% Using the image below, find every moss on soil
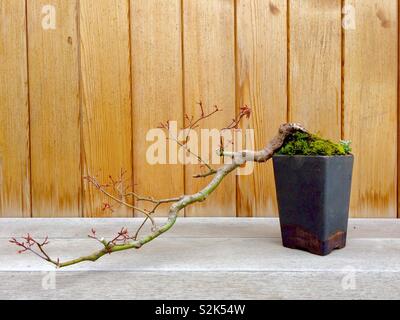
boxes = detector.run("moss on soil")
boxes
[277,132,351,156]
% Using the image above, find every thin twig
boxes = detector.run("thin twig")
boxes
[84,176,157,229]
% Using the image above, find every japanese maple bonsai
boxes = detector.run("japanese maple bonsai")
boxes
[10,103,352,267]
[273,132,353,255]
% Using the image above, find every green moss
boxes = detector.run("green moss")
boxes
[277,132,352,156]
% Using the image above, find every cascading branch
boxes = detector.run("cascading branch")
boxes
[10,102,307,268]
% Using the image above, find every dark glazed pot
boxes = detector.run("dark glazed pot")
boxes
[272,155,354,256]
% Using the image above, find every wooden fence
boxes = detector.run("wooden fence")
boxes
[0,0,398,218]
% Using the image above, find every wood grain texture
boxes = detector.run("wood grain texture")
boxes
[130,0,184,216]
[343,0,398,217]
[183,0,236,216]
[2,219,400,272]
[80,0,133,217]
[1,218,399,240]
[289,0,342,140]
[2,219,399,299]
[1,1,399,218]
[1,271,399,300]
[0,0,30,217]
[28,0,80,217]
[236,0,287,217]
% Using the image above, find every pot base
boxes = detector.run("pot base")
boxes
[281,225,346,256]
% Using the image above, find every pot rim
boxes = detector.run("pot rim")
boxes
[273,154,354,158]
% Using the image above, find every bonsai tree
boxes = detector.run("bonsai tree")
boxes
[10,103,348,267]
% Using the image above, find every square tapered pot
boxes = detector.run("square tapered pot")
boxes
[272,155,354,256]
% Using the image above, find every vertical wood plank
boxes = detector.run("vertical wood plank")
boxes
[130,0,184,216]
[344,0,398,217]
[28,0,80,217]
[236,0,287,217]
[0,0,30,217]
[289,0,342,141]
[183,0,236,216]
[80,0,133,217]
